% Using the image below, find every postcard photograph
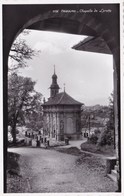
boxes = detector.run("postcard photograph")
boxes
[1,1,122,194]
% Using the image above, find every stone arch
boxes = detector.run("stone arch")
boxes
[10,11,119,83]
[4,5,120,191]
[15,11,115,55]
[13,11,119,156]
[7,6,119,157]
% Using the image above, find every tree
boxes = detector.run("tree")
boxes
[8,30,42,144]
[97,93,114,146]
[24,92,43,131]
[106,92,114,145]
[8,30,40,72]
[8,73,42,144]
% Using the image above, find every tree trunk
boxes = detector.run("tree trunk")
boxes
[11,95,25,145]
[12,122,16,145]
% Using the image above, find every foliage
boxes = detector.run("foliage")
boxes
[25,95,43,132]
[94,129,101,135]
[88,129,101,144]
[88,133,98,144]
[81,105,110,128]
[8,30,42,145]
[97,93,114,146]
[81,141,115,156]
[8,30,40,72]
[7,152,20,171]
[8,73,42,144]
[97,128,114,146]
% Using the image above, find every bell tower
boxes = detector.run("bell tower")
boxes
[50,65,60,97]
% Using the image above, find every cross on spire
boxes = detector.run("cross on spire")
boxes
[54,65,56,74]
[64,83,66,92]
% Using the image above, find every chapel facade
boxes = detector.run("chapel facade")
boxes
[42,68,83,141]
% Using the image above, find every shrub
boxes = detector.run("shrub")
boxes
[88,129,101,144]
[94,129,101,135]
[97,128,114,146]
[89,133,98,144]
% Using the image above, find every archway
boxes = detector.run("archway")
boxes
[3,4,120,192]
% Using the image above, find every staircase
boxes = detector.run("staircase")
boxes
[107,164,118,183]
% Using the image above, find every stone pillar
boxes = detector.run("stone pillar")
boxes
[55,112,57,140]
[50,112,52,138]
[113,59,118,157]
[48,112,50,136]
[43,112,46,135]
[51,112,53,137]
[113,58,120,191]
[57,113,61,140]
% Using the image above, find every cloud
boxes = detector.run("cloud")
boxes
[19,30,113,106]
[33,41,64,55]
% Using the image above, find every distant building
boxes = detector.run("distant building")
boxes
[42,68,83,141]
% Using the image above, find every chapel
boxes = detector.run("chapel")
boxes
[42,67,83,141]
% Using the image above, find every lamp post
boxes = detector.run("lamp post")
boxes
[88,115,91,136]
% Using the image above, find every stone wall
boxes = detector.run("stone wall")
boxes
[43,105,82,141]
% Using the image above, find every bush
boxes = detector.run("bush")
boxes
[88,129,101,144]
[94,129,101,135]
[97,128,114,146]
[89,134,98,144]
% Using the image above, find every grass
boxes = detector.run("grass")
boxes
[56,147,83,156]
[76,152,106,170]
[56,146,106,174]
[7,152,20,171]
[81,141,115,156]
[7,152,21,193]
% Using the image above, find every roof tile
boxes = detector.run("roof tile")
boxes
[43,92,82,106]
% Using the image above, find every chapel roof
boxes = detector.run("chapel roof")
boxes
[43,92,83,106]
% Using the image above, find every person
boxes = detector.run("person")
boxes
[46,137,50,147]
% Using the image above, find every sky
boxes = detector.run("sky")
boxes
[9,30,113,106]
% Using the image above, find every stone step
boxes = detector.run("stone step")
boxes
[111,169,117,178]
[107,173,117,183]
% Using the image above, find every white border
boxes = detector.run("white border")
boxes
[0,0,3,194]
[120,0,124,194]
[0,0,123,4]
[0,0,123,195]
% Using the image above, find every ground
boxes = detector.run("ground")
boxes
[81,141,115,156]
[7,147,117,193]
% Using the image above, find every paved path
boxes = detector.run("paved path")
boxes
[8,147,117,193]
[59,139,87,149]
[62,139,116,160]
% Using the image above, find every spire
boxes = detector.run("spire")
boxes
[52,65,57,79]
[50,65,60,97]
